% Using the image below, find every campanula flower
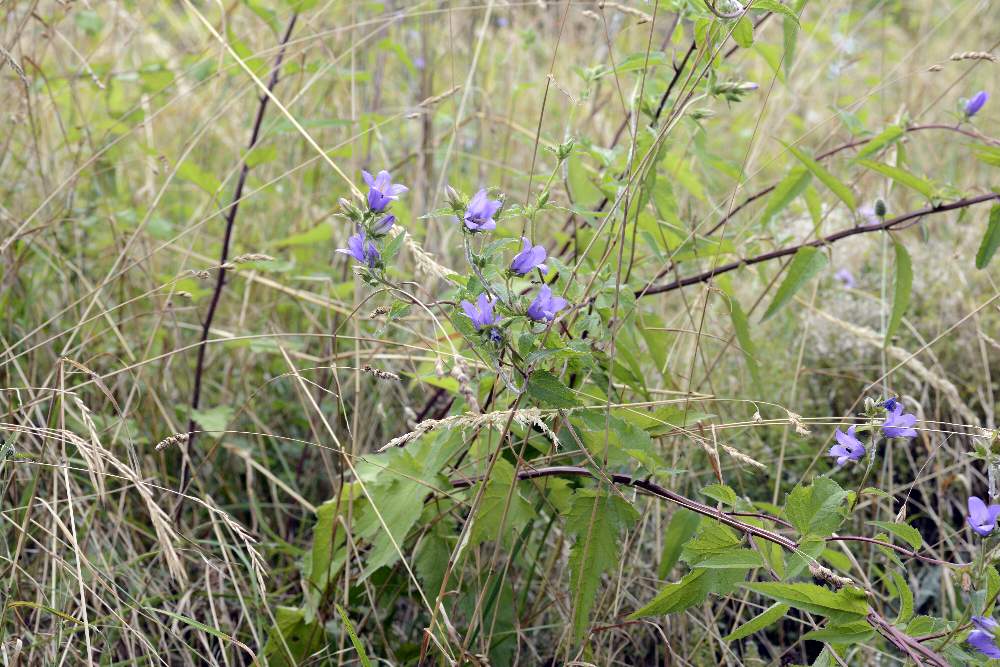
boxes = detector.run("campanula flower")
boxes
[526,284,568,323]
[881,400,917,439]
[372,214,395,236]
[461,293,502,341]
[828,426,865,466]
[510,237,549,275]
[834,269,856,288]
[463,189,502,232]
[363,169,408,212]
[968,616,1000,659]
[965,91,989,118]
[883,397,898,412]
[967,497,1000,537]
[336,226,379,268]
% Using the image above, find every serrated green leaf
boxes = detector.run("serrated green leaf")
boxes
[869,520,922,550]
[762,246,829,321]
[659,510,701,578]
[628,569,712,618]
[723,602,790,641]
[525,370,579,408]
[885,240,912,345]
[697,549,764,569]
[760,167,812,226]
[785,477,847,538]
[802,620,875,644]
[857,159,935,200]
[785,144,856,210]
[976,205,1000,270]
[565,490,639,639]
[469,459,535,548]
[743,582,869,623]
[682,523,743,564]
[701,483,739,506]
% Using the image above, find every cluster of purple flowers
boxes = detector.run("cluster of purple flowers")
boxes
[969,615,1000,659]
[827,397,918,466]
[336,169,408,268]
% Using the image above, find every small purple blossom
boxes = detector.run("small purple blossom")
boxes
[526,284,568,323]
[336,226,380,268]
[828,426,866,466]
[461,293,502,337]
[362,169,408,213]
[965,91,989,118]
[510,237,549,275]
[372,214,395,236]
[969,616,1000,659]
[882,397,898,411]
[967,497,1000,537]
[463,189,502,232]
[881,400,917,439]
[859,204,880,226]
[834,268,856,289]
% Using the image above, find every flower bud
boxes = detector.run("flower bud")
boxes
[874,199,886,217]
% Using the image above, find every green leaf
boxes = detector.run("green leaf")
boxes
[729,297,762,390]
[855,125,905,160]
[887,570,914,623]
[151,608,250,651]
[759,167,812,226]
[190,405,234,439]
[701,484,739,506]
[743,582,869,623]
[264,606,325,667]
[469,459,536,547]
[857,159,935,200]
[751,0,801,23]
[762,247,829,321]
[659,510,701,578]
[733,16,754,48]
[525,370,579,408]
[785,144,856,210]
[177,160,222,194]
[975,205,1000,270]
[628,569,712,618]
[723,602,790,641]
[273,223,334,248]
[884,240,912,345]
[565,490,639,639]
[335,604,372,667]
[697,549,764,569]
[785,477,847,538]
[869,520,922,550]
[802,620,875,644]
[681,523,743,564]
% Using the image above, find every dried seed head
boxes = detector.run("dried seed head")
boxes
[155,433,190,451]
[950,51,997,62]
[362,365,400,381]
[231,253,275,264]
[369,306,389,318]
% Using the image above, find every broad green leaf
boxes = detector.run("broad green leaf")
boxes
[681,523,743,564]
[335,605,372,667]
[567,154,603,208]
[190,406,233,439]
[802,620,875,644]
[733,16,754,48]
[855,125,905,160]
[565,490,639,639]
[525,370,579,408]
[701,483,739,506]
[264,606,325,667]
[857,159,935,200]
[976,205,1000,269]
[752,0,802,23]
[784,536,825,579]
[785,477,847,538]
[274,223,334,248]
[887,570,914,623]
[869,520,922,550]
[785,144,856,210]
[697,549,764,569]
[723,602,790,641]
[760,167,812,226]
[177,160,222,194]
[762,247,829,321]
[884,240,912,345]
[743,582,869,623]
[659,510,701,578]
[469,459,536,547]
[628,569,712,618]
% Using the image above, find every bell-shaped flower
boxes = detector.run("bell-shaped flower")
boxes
[363,169,407,212]
[510,237,549,275]
[881,400,917,439]
[526,284,568,323]
[967,496,1000,537]
[969,616,1000,659]
[461,293,502,331]
[828,426,865,466]
[965,91,989,118]
[463,189,502,232]
[336,226,379,268]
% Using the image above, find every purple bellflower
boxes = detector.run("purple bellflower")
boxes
[881,400,917,439]
[965,91,989,118]
[337,226,380,268]
[828,426,866,466]
[834,268,856,289]
[461,293,502,341]
[363,170,408,212]
[372,214,395,236]
[883,397,898,412]
[463,189,502,232]
[968,497,1000,537]
[510,237,549,275]
[969,616,1000,659]
[526,285,568,323]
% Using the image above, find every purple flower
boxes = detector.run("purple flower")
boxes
[881,400,917,439]
[526,284,568,323]
[969,616,1000,659]
[967,497,1000,537]
[828,426,866,466]
[463,189,502,232]
[859,204,880,226]
[336,226,379,268]
[882,397,898,412]
[965,91,989,118]
[834,268,856,289]
[510,237,549,275]
[372,214,395,236]
[462,292,503,340]
[362,169,407,213]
